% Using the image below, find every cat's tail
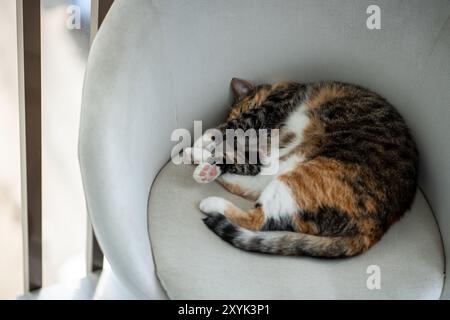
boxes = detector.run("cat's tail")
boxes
[202,213,372,258]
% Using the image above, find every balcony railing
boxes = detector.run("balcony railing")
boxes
[16,0,114,293]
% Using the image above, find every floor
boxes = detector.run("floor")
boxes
[18,272,100,300]
[18,262,142,300]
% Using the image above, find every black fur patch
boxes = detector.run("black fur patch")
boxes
[261,216,296,232]
[299,207,358,236]
[202,214,239,244]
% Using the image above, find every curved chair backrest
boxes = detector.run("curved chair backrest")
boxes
[79,0,450,298]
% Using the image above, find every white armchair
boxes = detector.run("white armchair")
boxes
[79,0,450,299]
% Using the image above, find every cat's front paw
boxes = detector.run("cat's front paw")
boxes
[193,161,221,183]
[193,132,215,149]
[183,147,212,164]
[199,197,230,215]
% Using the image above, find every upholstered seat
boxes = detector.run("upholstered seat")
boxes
[148,162,444,299]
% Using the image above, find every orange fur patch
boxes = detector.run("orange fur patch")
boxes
[306,84,349,109]
[278,157,379,216]
[224,205,265,230]
[253,87,271,106]
[227,96,255,120]
[346,235,375,256]
[227,83,290,120]
[292,216,319,235]
[272,81,296,90]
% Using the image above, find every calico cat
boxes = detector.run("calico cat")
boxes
[184,78,418,258]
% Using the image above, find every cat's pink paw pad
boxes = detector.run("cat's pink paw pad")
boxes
[193,162,221,184]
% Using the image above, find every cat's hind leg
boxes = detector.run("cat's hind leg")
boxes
[199,178,300,231]
[199,197,265,230]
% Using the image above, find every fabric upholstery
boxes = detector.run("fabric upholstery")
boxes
[148,162,444,299]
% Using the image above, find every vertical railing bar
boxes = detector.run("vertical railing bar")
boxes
[98,0,115,26]
[91,233,104,272]
[89,0,99,44]
[86,0,114,274]
[17,0,42,292]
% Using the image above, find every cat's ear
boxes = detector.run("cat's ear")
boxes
[231,78,255,101]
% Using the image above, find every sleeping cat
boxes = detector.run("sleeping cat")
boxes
[183,78,418,258]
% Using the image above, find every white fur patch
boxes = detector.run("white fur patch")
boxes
[279,103,310,158]
[259,153,304,178]
[256,103,309,176]
[257,179,298,220]
[183,147,212,164]
[278,154,305,175]
[199,197,230,215]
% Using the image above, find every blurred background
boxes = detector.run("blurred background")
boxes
[0,0,91,298]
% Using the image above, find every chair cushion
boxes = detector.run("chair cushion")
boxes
[148,162,444,299]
